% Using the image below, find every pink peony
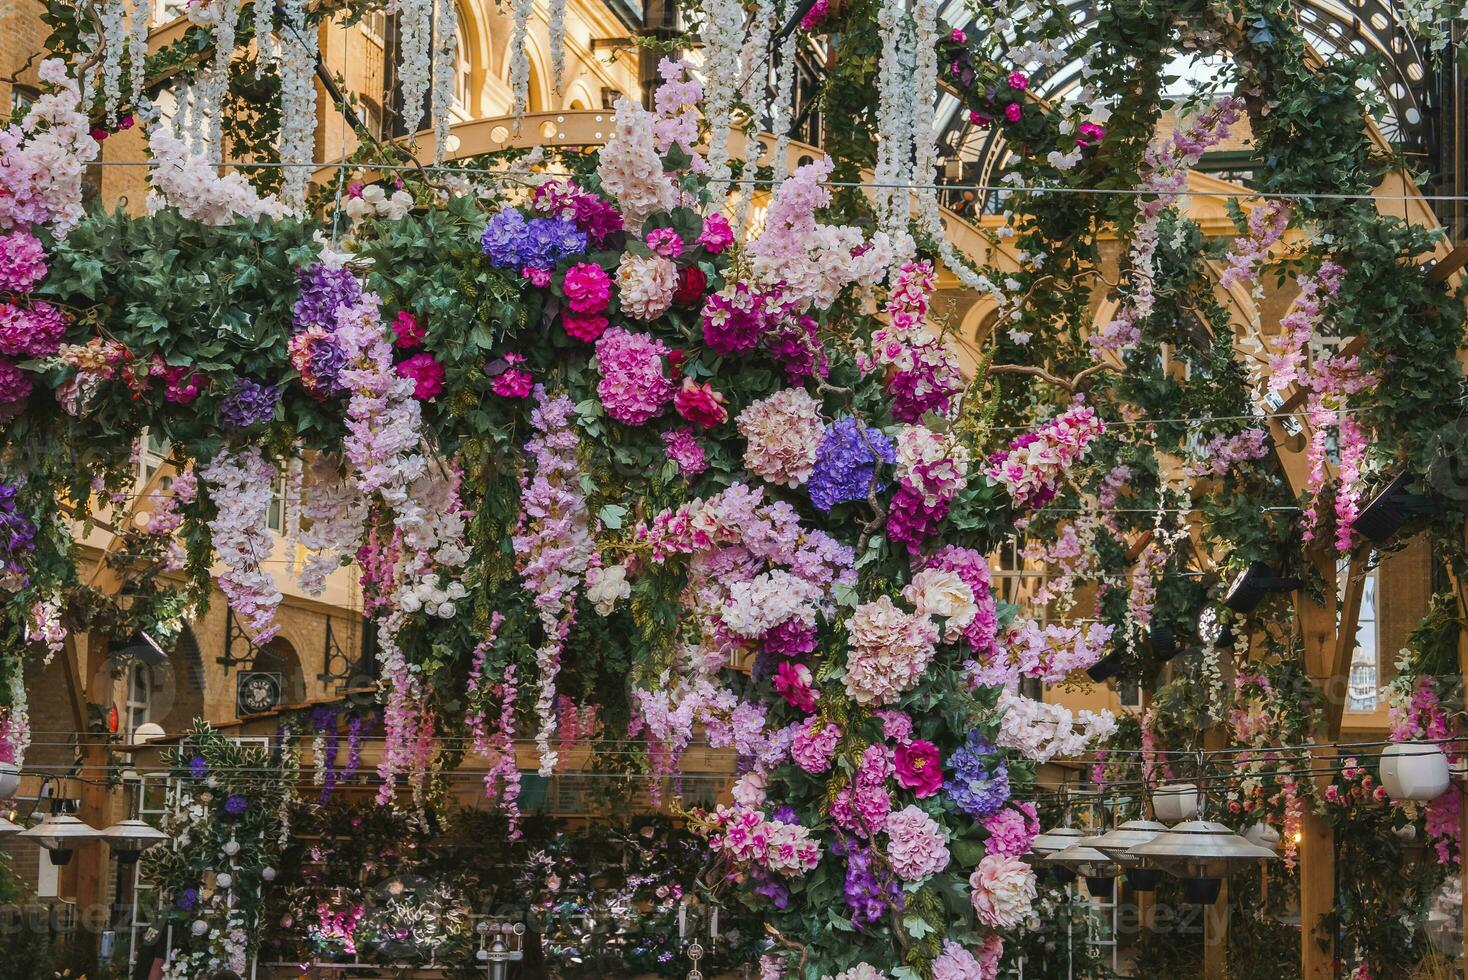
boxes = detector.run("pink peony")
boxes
[616,253,677,320]
[562,262,612,314]
[1007,71,1028,90]
[660,427,708,476]
[969,854,1036,928]
[673,377,728,428]
[884,804,951,881]
[563,312,609,342]
[0,229,47,292]
[949,28,967,43]
[595,327,674,424]
[933,939,997,980]
[1004,103,1023,123]
[894,739,942,797]
[844,596,938,705]
[392,310,425,348]
[488,353,533,398]
[645,227,684,258]
[773,661,817,713]
[790,717,841,773]
[395,352,445,400]
[698,213,734,254]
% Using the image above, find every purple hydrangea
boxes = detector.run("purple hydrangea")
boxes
[945,731,1010,818]
[188,754,207,780]
[0,481,36,583]
[223,794,248,816]
[176,886,199,911]
[305,333,349,394]
[521,216,588,268]
[220,378,279,430]
[754,873,791,910]
[807,417,896,512]
[293,263,362,332]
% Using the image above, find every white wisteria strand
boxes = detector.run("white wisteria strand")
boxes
[700,0,745,193]
[550,0,567,97]
[254,0,277,79]
[101,0,127,124]
[733,0,775,238]
[128,0,150,109]
[430,0,457,163]
[279,0,318,207]
[509,0,533,129]
[873,0,916,265]
[202,0,242,159]
[769,1,798,187]
[398,0,434,138]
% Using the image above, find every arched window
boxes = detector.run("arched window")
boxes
[454,6,472,111]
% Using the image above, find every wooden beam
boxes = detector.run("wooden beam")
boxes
[1426,242,1468,286]
[1297,549,1340,979]
[1326,549,1370,739]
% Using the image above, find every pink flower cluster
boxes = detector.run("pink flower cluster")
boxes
[0,229,46,292]
[844,595,939,705]
[595,327,675,424]
[1187,428,1270,477]
[933,938,1001,980]
[706,805,821,877]
[883,804,951,881]
[790,717,842,773]
[1220,200,1290,290]
[660,426,708,476]
[887,425,970,552]
[831,743,894,836]
[981,802,1040,857]
[736,387,825,488]
[986,400,1104,510]
[200,446,284,643]
[993,619,1113,685]
[869,261,963,422]
[0,300,65,358]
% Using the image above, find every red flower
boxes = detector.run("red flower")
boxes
[673,377,727,428]
[894,739,943,798]
[673,266,708,307]
[666,348,686,371]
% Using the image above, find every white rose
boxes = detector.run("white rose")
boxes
[586,563,631,617]
[399,593,422,613]
[216,873,233,889]
[222,840,240,857]
[191,920,209,937]
[903,569,977,638]
[437,602,456,619]
[383,191,414,220]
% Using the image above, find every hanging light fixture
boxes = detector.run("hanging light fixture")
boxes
[1028,824,1086,884]
[1090,818,1169,891]
[1126,819,1276,905]
[1353,471,1441,543]
[19,812,103,866]
[101,819,168,864]
[1044,836,1131,899]
[1222,562,1301,613]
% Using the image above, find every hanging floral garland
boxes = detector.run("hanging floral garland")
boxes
[508,0,533,127]
[398,0,433,137]
[278,0,317,207]
[699,0,745,193]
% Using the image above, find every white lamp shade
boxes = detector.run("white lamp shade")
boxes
[19,813,103,851]
[102,819,168,853]
[0,762,20,801]
[131,723,166,745]
[1154,783,1200,824]
[1380,742,1451,802]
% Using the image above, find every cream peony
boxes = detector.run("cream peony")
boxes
[903,568,977,640]
[969,853,1036,929]
[616,253,678,320]
[844,595,939,705]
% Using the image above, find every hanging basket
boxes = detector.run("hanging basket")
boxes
[1153,782,1199,824]
[1124,867,1163,891]
[1181,876,1222,905]
[1379,742,1450,802]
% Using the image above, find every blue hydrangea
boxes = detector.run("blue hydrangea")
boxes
[481,207,529,268]
[807,417,895,511]
[945,730,1010,818]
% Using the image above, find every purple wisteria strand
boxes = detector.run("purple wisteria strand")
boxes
[515,387,594,775]
[1092,97,1244,355]
[201,446,283,643]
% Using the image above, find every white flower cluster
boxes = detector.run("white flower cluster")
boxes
[733,0,775,237]
[296,455,369,595]
[508,0,533,126]
[344,184,415,225]
[200,0,241,157]
[721,570,823,638]
[598,96,677,230]
[873,0,917,266]
[279,0,318,207]
[147,130,290,224]
[398,0,434,136]
[550,0,567,97]
[699,0,745,191]
[100,0,127,124]
[128,0,150,106]
[768,0,798,187]
[201,446,285,644]
[996,689,1117,763]
[430,0,457,163]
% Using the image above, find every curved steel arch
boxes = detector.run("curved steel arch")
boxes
[930,0,1436,212]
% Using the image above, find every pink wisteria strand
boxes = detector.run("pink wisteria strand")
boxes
[515,386,595,775]
[200,445,283,643]
[466,613,522,839]
[1093,97,1244,355]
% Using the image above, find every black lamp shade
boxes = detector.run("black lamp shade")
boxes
[1149,624,1177,663]
[1124,867,1163,891]
[1353,472,1441,543]
[1222,562,1302,613]
[1182,876,1223,905]
[1085,875,1115,899]
[1086,651,1123,683]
